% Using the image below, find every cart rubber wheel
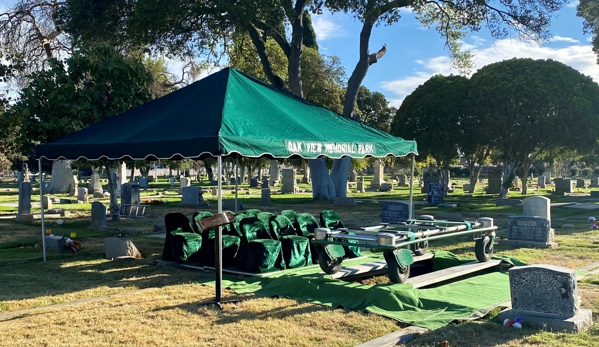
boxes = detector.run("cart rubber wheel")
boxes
[475,236,493,262]
[386,252,411,284]
[411,240,428,256]
[318,249,343,274]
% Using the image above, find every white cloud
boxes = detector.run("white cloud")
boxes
[566,1,579,8]
[550,36,579,43]
[382,39,599,108]
[313,16,345,41]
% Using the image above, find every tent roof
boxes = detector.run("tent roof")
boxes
[36,68,417,161]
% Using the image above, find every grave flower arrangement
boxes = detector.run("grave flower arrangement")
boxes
[141,199,165,205]
[588,216,599,230]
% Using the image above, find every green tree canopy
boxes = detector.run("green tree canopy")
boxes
[355,86,395,132]
[467,58,599,197]
[578,0,599,64]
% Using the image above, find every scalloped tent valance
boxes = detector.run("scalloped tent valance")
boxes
[36,68,417,161]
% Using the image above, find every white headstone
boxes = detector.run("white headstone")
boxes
[179,176,190,194]
[523,196,551,223]
[91,168,104,198]
[77,187,89,202]
[370,160,385,189]
[281,169,298,194]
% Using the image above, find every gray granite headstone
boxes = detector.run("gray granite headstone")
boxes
[169,176,175,187]
[16,182,33,222]
[380,201,414,223]
[576,179,586,189]
[591,191,599,199]
[262,177,270,188]
[281,169,298,194]
[487,170,503,194]
[523,196,551,223]
[249,178,259,188]
[138,177,149,188]
[69,175,79,196]
[333,197,357,207]
[537,175,546,188]
[357,179,365,193]
[261,188,273,206]
[121,183,140,205]
[397,174,408,187]
[179,177,190,194]
[103,237,141,260]
[506,215,557,248]
[370,160,385,189]
[554,178,574,193]
[590,176,599,188]
[498,264,592,332]
[89,201,107,230]
[91,168,104,198]
[543,172,552,184]
[42,195,52,210]
[77,187,88,202]
[223,199,244,210]
[463,183,471,192]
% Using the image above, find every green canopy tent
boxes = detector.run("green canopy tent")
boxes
[35,67,418,307]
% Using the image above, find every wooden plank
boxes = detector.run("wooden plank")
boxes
[332,253,435,279]
[406,259,503,289]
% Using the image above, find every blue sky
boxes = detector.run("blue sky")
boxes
[1,0,597,109]
[310,1,599,107]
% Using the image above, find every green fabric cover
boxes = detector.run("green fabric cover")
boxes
[239,218,285,273]
[163,213,198,262]
[257,212,276,238]
[198,251,526,330]
[37,68,418,161]
[280,210,298,225]
[171,228,203,262]
[194,211,241,267]
[319,210,360,258]
[295,213,321,264]
[245,209,262,217]
[271,215,312,269]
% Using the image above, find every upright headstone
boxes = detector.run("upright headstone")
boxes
[463,183,471,192]
[42,195,52,210]
[121,183,140,205]
[380,201,414,223]
[421,169,440,194]
[179,176,190,194]
[487,170,503,194]
[115,162,127,198]
[357,176,365,193]
[103,237,142,260]
[370,160,385,189]
[269,160,280,185]
[169,176,175,187]
[498,265,592,333]
[576,179,586,189]
[543,172,552,184]
[91,168,104,198]
[505,215,557,248]
[77,187,89,202]
[262,177,270,188]
[281,169,298,194]
[554,178,574,193]
[261,188,273,206]
[211,187,218,195]
[537,175,546,189]
[427,183,443,205]
[397,174,408,187]
[349,169,358,182]
[89,201,107,230]
[69,175,79,196]
[249,178,259,188]
[590,176,599,188]
[180,186,209,208]
[523,196,551,223]
[514,176,520,188]
[138,177,149,188]
[16,182,33,222]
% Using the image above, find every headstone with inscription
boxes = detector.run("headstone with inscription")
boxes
[590,176,599,188]
[121,183,140,206]
[397,174,408,187]
[380,201,414,223]
[427,183,443,205]
[523,196,551,223]
[421,169,440,194]
[357,176,365,193]
[504,215,557,248]
[498,265,592,333]
[180,186,209,208]
[178,176,190,194]
[261,188,273,206]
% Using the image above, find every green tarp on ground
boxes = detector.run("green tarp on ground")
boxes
[197,251,526,330]
[36,68,417,161]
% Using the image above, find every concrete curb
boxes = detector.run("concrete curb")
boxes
[354,327,428,347]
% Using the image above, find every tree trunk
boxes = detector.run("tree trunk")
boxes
[441,166,450,196]
[330,157,351,198]
[130,164,135,182]
[204,162,214,182]
[470,164,485,194]
[239,161,246,184]
[498,163,519,199]
[309,159,335,200]
[106,166,120,221]
[521,161,534,195]
[46,160,75,193]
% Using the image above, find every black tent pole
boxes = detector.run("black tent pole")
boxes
[216,155,223,309]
